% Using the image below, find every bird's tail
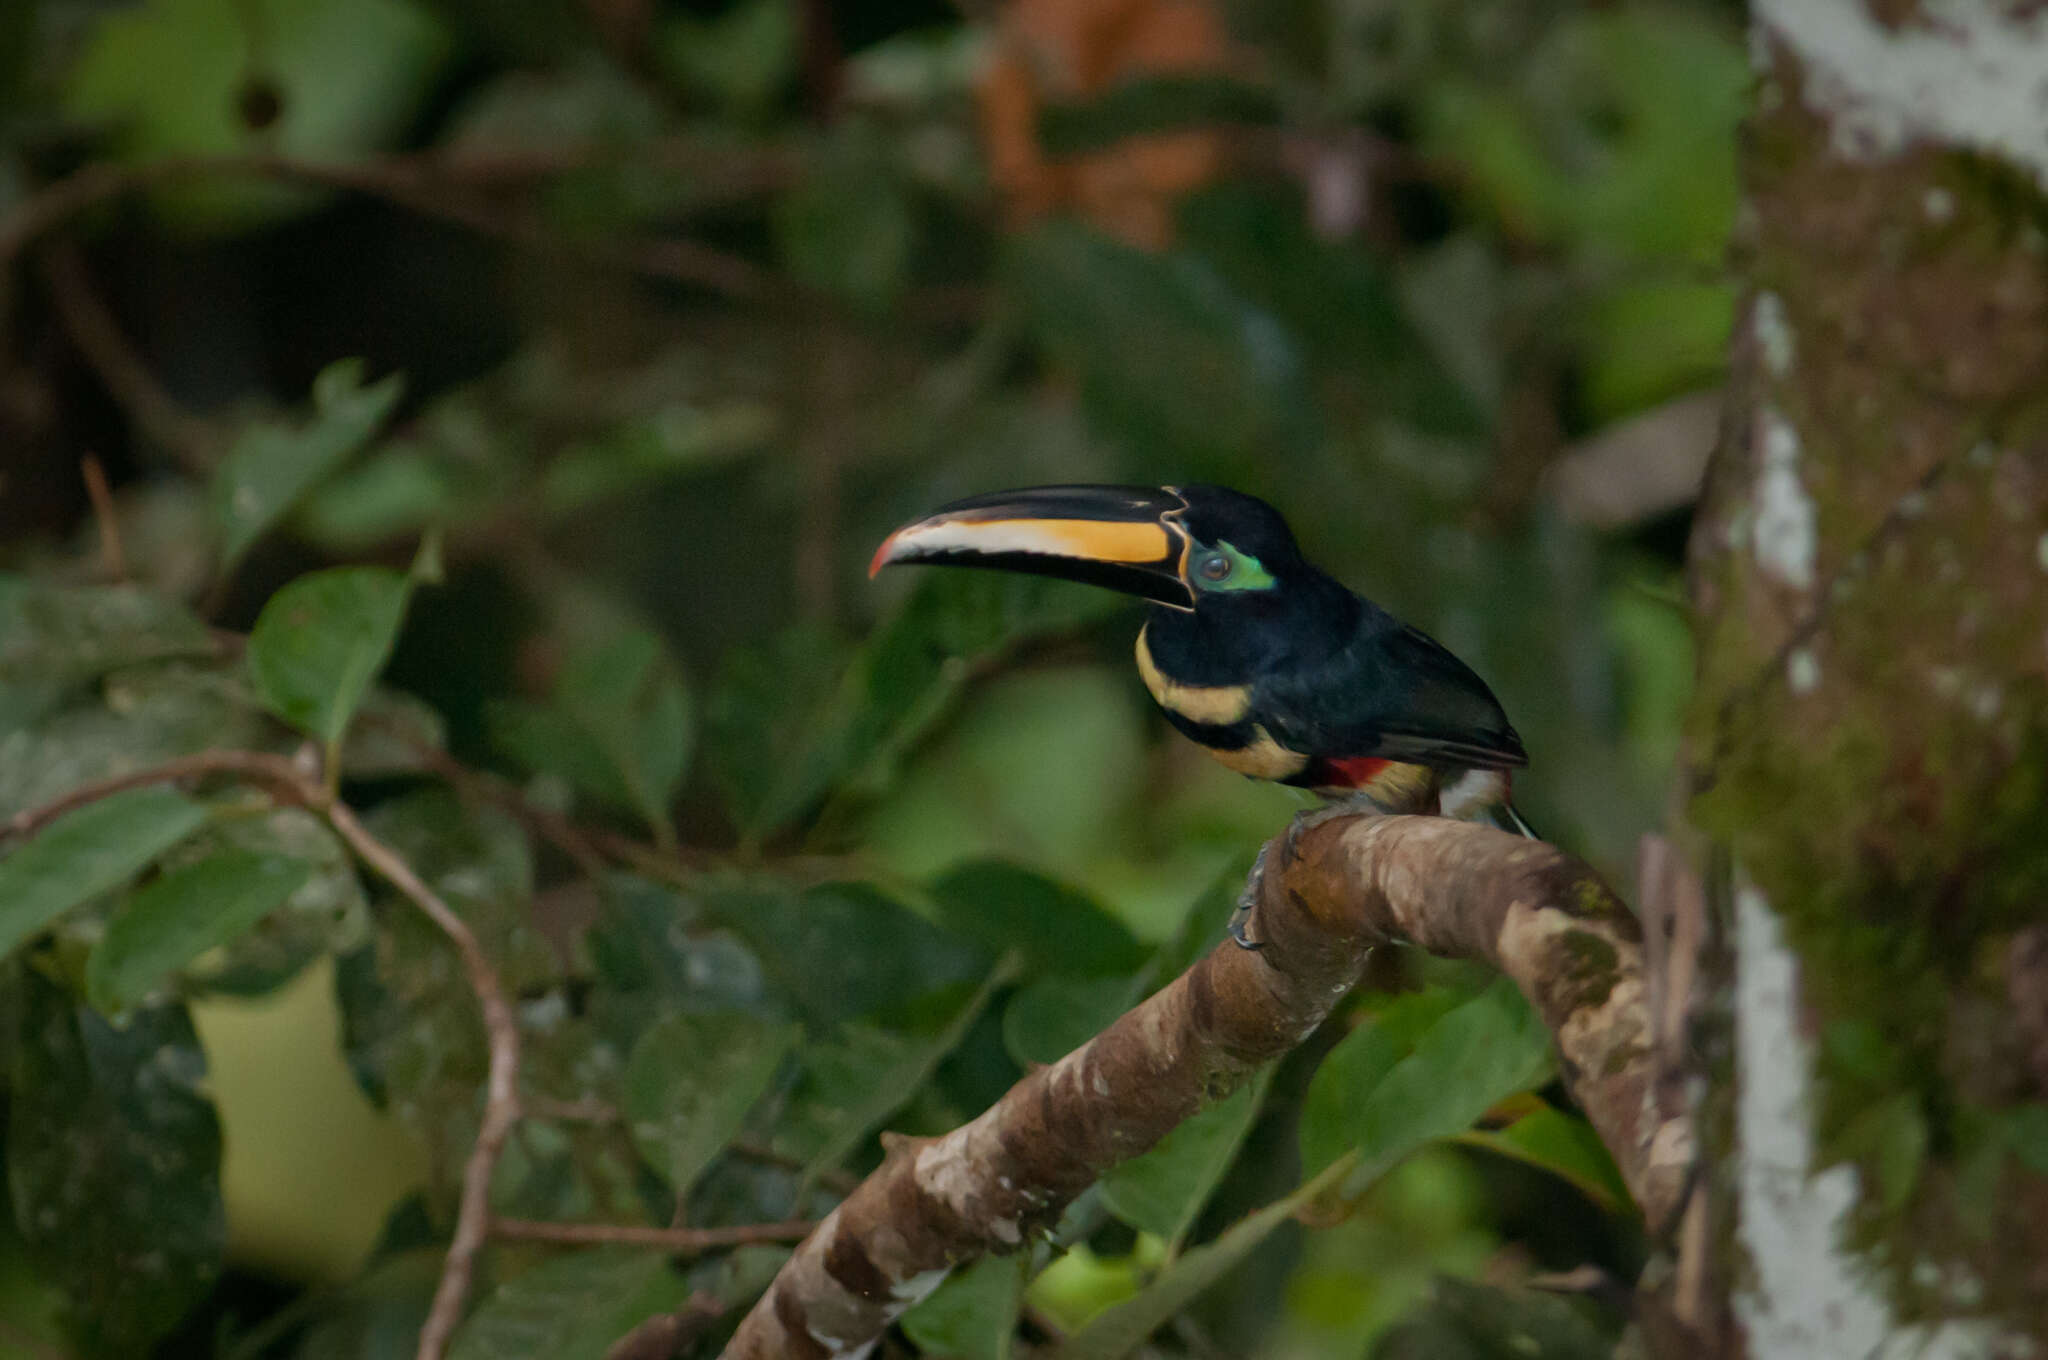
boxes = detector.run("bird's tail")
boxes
[1483,800,1540,840]
[1438,768,1541,840]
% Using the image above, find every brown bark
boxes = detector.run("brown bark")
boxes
[1681,3,2048,1352]
[721,814,1687,1359]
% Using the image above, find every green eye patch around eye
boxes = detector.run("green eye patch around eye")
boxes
[1205,540,1277,592]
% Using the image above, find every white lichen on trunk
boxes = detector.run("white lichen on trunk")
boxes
[1751,411,1816,590]
[1754,0,2048,187]
[1734,881,2004,1360]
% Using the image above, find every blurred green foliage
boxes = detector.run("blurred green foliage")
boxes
[0,0,1733,1354]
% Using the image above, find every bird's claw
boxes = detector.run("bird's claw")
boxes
[1228,844,1269,951]
[1231,801,1387,952]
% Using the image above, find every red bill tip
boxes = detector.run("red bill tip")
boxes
[868,531,901,579]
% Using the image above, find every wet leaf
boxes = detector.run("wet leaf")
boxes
[87,849,312,1012]
[447,1247,691,1360]
[700,880,989,1030]
[335,791,549,1185]
[929,862,1147,979]
[213,360,406,569]
[777,964,1015,1185]
[1100,1068,1271,1243]
[0,786,208,962]
[487,629,691,843]
[900,1253,1027,1360]
[8,973,222,1358]
[584,874,777,1043]
[246,566,415,752]
[702,622,850,842]
[0,662,273,824]
[0,577,213,733]
[623,1011,799,1196]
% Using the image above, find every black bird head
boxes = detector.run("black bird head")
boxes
[870,483,1311,613]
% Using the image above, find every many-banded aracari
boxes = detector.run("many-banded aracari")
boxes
[870,484,1537,943]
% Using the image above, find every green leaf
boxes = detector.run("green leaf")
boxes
[2004,1104,2048,1177]
[165,807,369,996]
[1580,279,1735,419]
[1046,1154,1355,1360]
[1370,1277,1617,1360]
[1454,1104,1631,1214]
[1301,980,1553,1191]
[900,1253,1027,1360]
[0,577,214,733]
[928,862,1148,979]
[584,876,777,1046]
[703,622,850,841]
[336,791,552,1182]
[246,565,415,752]
[8,973,223,1359]
[487,629,691,843]
[777,962,1017,1187]
[285,1247,439,1360]
[773,160,915,313]
[1002,973,1135,1069]
[87,850,312,1011]
[701,880,989,1030]
[623,1011,799,1197]
[1419,11,1743,264]
[448,1247,691,1360]
[1002,221,1317,473]
[214,360,406,568]
[1176,185,1487,437]
[1100,1067,1271,1244]
[0,662,273,824]
[727,572,1117,836]
[654,0,798,117]
[63,0,452,231]
[0,786,209,961]
[538,403,775,515]
[1296,988,1465,1177]
[1831,1091,1929,1215]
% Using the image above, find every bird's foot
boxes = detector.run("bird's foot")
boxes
[1228,844,1269,950]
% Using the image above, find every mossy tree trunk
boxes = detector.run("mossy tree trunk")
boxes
[1684,2,2048,1355]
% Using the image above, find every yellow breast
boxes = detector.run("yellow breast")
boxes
[1134,626,1308,780]
[1207,726,1311,779]
[1134,625,1253,726]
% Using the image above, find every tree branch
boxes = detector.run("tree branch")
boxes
[491,1218,814,1252]
[0,147,787,295]
[40,240,225,473]
[720,814,1690,1359]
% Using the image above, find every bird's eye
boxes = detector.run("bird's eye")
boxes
[1197,552,1233,582]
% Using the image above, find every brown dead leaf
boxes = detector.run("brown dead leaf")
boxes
[977,0,1235,249]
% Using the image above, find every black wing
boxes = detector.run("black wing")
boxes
[1255,622,1527,770]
